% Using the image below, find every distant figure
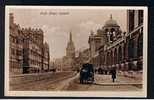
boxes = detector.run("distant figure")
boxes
[111,68,116,82]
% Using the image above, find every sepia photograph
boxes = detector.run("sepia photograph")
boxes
[5,6,147,97]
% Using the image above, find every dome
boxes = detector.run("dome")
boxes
[104,14,119,27]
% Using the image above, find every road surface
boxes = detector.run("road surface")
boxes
[10,72,142,91]
[10,71,77,91]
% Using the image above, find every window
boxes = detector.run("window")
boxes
[105,29,108,32]
[12,37,15,43]
[16,38,19,44]
[11,48,15,55]
[138,10,143,25]
[129,10,135,32]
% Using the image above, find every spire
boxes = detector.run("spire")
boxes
[70,31,72,42]
[110,14,112,20]
[66,31,75,58]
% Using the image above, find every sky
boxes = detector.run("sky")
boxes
[9,8,127,60]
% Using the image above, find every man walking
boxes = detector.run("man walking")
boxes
[111,68,116,82]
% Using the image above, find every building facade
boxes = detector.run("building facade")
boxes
[42,42,50,71]
[22,27,44,73]
[66,32,75,59]
[74,48,90,71]
[88,10,143,73]
[9,13,50,75]
[9,13,23,75]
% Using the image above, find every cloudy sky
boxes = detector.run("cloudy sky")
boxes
[9,7,127,60]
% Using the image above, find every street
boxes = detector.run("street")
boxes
[10,71,77,91]
[10,72,142,91]
[64,74,142,91]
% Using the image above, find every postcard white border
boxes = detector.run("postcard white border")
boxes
[5,6,148,97]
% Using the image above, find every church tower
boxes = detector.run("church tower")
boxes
[102,14,122,43]
[66,32,75,58]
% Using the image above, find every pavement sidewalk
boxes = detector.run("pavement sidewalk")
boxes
[94,74,142,85]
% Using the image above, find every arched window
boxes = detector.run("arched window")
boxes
[103,55,105,65]
[107,52,110,66]
[118,46,122,64]
[114,48,117,64]
[111,28,115,32]
[123,43,127,60]
[105,28,109,32]
[110,51,113,65]
[137,34,143,57]
[128,39,134,59]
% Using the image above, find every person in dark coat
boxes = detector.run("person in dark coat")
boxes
[111,68,116,82]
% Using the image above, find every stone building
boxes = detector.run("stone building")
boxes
[62,32,76,71]
[88,10,143,72]
[9,13,50,74]
[54,58,63,71]
[42,42,50,71]
[78,48,90,64]
[74,48,90,71]
[66,32,75,59]
[88,30,102,60]
[9,13,23,75]
[22,28,44,73]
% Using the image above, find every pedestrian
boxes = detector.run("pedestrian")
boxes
[111,68,116,82]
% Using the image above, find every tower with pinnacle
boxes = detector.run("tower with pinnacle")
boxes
[66,32,75,59]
